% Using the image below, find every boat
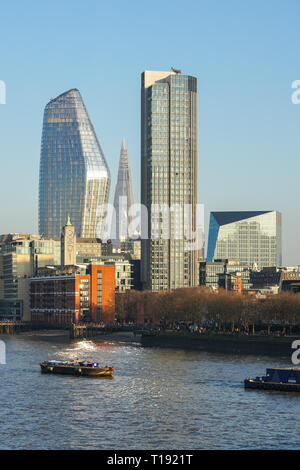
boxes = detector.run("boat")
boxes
[244,368,300,392]
[40,360,114,377]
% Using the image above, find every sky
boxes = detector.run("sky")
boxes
[0,0,300,265]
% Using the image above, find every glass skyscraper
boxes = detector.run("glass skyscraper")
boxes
[39,88,110,239]
[112,139,135,248]
[141,70,198,291]
[207,211,282,268]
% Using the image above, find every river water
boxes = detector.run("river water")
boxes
[0,332,299,450]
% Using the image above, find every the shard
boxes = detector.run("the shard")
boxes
[39,89,110,239]
[112,139,135,248]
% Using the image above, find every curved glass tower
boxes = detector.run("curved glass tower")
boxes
[39,88,110,239]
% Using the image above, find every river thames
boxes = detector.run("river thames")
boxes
[0,332,300,450]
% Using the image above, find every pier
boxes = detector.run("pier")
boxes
[0,321,30,335]
[70,323,106,339]
[69,323,138,339]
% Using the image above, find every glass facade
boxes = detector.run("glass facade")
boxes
[39,88,110,239]
[141,71,198,291]
[199,260,226,289]
[112,139,135,248]
[199,259,251,290]
[207,211,282,268]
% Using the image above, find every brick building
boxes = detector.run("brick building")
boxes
[30,264,115,325]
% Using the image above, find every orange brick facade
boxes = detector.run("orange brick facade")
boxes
[88,265,115,323]
[233,277,242,294]
[31,264,115,325]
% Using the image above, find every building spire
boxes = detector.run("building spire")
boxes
[121,138,127,152]
[112,139,135,248]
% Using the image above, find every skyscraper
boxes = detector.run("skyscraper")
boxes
[141,70,198,290]
[207,211,282,268]
[112,139,135,248]
[39,89,110,239]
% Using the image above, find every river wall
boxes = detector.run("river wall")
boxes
[141,332,299,357]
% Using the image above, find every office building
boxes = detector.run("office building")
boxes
[118,239,141,260]
[0,229,113,321]
[39,88,110,239]
[76,252,132,293]
[207,211,282,268]
[0,234,61,321]
[199,258,251,291]
[250,266,300,293]
[199,260,228,290]
[141,69,198,290]
[76,238,112,259]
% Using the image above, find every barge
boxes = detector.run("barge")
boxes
[245,368,300,392]
[40,360,114,377]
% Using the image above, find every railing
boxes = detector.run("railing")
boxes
[0,321,29,335]
[69,323,137,339]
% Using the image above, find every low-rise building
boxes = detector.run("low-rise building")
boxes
[200,260,300,294]
[76,254,133,293]
[118,239,141,260]
[30,264,115,325]
[279,267,300,292]
[200,258,251,292]
[199,260,226,290]
[76,238,112,259]
[0,225,114,321]
[0,234,61,321]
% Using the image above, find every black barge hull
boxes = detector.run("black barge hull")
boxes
[244,378,300,392]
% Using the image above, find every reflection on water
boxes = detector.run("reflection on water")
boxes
[0,334,300,450]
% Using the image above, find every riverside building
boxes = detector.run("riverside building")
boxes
[0,228,113,321]
[0,234,61,321]
[141,69,198,290]
[30,264,115,325]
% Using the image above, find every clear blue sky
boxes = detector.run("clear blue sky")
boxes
[0,0,299,265]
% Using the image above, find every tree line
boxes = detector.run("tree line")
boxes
[116,288,300,334]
